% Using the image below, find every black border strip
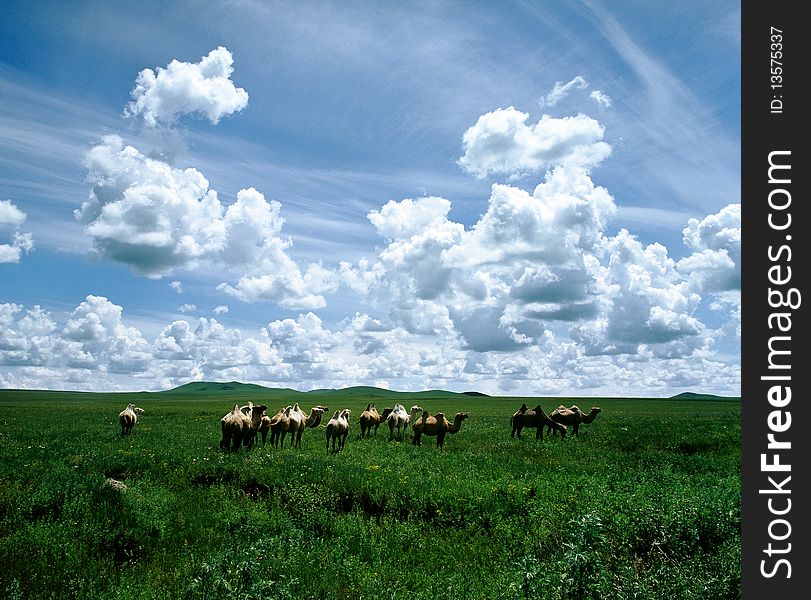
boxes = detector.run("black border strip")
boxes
[742,2,807,598]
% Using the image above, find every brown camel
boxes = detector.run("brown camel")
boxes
[548,405,601,436]
[263,407,289,448]
[278,403,308,448]
[237,402,269,448]
[510,403,566,440]
[359,403,382,437]
[325,409,351,453]
[305,406,328,428]
[118,403,137,436]
[220,404,251,451]
[412,411,469,448]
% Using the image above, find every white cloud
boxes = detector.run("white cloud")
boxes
[217,262,339,310]
[213,305,229,315]
[77,135,228,276]
[368,196,452,241]
[169,280,184,293]
[570,230,707,358]
[539,75,589,107]
[0,200,27,226]
[60,295,152,373]
[590,90,613,107]
[178,304,197,313]
[678,203,741,293]
[457,107,611,179]
[78,136,330,308]
[125,46,249,127]
[0,201,34,264]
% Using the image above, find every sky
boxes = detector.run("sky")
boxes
[0,0,741,396]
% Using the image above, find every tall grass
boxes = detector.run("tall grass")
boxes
[0,390,740,598]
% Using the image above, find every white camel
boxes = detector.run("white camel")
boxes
[385,403,422,441]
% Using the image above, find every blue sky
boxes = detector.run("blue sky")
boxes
[0,0,740,395]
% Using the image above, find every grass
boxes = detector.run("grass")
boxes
[0,387,741,599]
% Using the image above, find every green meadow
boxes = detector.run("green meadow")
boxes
[0,384,741,599]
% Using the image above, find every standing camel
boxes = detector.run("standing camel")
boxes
[118,404,137,436]
[548,405,601,436]
[325,409,351,453]
[359,404,382,437]
[282,403,307,448]
[412,411,469,448]
[510,403,566,440]
[385,404,422,441]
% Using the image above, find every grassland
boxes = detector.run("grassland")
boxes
[0,385,741,599]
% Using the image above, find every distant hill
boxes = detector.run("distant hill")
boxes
[162,381,473,399]
[162,381,292,395]
[669,392,740,401]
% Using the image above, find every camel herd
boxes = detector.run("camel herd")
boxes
[510,402,602,439]
[116,399,601,452]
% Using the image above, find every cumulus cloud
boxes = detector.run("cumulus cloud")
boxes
[213,305,229,315]
[77,135,230,276]
[60,295,152,373]
[0,286,738,396]
[125,46,249,127]
[678,203,741,293]
[178,304,196,313]
[539,76,589,107]
[0,200,27,226]
[590,90,613,108]
[77,136,329,308]
[0,200,34,264]
[457,107,611,179]
[169,280,184,293]
[570,230,707,358]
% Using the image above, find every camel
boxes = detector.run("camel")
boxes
[385,404,423,441]
[325,409,351,453]
[412,411,469,449]
[220,404,251,451]
[280,403,307,449]
[548,405,602,436]
[510,403,567,440]
[238,402,269,448]
[304,406,328,428]
[118,403,137,436]
[359,404,382,437]
[262,407,289,448]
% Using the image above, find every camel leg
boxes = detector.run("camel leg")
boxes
[535,426,542,441]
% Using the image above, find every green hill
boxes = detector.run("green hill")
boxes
[669,391,740,401]
[161,381,295,395]
[161,381,470,400]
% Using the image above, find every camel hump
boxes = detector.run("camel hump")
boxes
[434,412,445,419]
